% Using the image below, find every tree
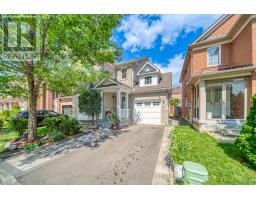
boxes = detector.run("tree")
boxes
[0,14,122,141]
[78,89,102,125]
[235,95,256,168]
[170,98,181,106]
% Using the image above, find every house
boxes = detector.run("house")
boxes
[73,57,172,125]
[36,89,73,116]
[180,14,256,136]
[0,97,27,112]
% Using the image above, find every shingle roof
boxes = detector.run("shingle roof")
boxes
[133,72,172,93]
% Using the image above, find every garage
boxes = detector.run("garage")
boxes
[134,100,162,125]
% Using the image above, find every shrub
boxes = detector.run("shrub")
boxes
[49,130,64,142]
[43,116,67,131]
[235,95,256,168]
[23,142,39,151]
[0,105,21,126]
[59,118,81,136]
[0,118,3,131]
[9,117,28,136]
[43,116,80,136]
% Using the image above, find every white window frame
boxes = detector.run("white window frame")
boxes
[144,102,151,107]
[153,102,160,106]
[136,102,142,107]
[207,46,221,67]
[144,76,152,85]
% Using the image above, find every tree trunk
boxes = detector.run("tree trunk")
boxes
[92,114,95,125]
[27,69,37,141]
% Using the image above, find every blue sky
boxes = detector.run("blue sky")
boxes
[114,14,222,87]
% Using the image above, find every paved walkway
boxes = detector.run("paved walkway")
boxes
[1,125,164,184]
[0,128,121,178]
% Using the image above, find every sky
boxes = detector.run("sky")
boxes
[113,14,222,87]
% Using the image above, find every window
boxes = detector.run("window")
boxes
[208,46,220,66]
[122,68,127,79]
[153,102,160,106]
[144,102,151,106]
[121,96,126,109]
[144,76,152,85]
[136,102,142,107]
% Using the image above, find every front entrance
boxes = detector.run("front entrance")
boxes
[206,85,222,118]
[205,78,246,120]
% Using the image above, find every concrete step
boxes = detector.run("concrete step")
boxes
[220,128,240,137]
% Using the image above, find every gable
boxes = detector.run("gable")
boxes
[137,62,160,75]
[207,15,241,39]
[95,79,118,88]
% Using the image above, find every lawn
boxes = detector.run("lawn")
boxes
[0,127,49,154]
[170,121,256,184]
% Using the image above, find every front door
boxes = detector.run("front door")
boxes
[206,85,222,118]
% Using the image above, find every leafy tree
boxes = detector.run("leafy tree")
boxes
[0,14,122,140]
[170,98,180,106]
[78,89,102,125]
[235,95,256,168]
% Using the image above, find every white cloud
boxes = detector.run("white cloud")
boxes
[155,54,185,87]
[117,14,221,51]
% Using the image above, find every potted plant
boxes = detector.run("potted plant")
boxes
[110,111,120,130]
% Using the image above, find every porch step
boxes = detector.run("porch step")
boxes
[220,128,241,137]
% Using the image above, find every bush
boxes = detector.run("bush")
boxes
[49,130,64,142]
[235,95,256,168]
[9,117,28,136]
[43,116,80,136]
[0,119,3,131]
[0,105,21,126]
[59,118,81,136]
[43,116,67,131]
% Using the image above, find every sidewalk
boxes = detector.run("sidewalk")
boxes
[151,125,174,185]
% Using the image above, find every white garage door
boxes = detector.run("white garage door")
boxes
[134,101,161,125]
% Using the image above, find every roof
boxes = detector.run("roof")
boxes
[180,14,254,82]
[113,57,149,68]
[133,72,172,93]
[186,64,256,86]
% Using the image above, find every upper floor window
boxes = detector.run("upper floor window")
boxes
[208,46,220,66]
[144,76,152,85]
[122,68,127,79]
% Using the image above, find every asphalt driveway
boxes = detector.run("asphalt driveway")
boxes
[18,125,164,185]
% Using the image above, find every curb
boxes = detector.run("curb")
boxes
[152,125,174,185]
[0,167,19,185]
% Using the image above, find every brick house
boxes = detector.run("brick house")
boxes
[180,14,256,136]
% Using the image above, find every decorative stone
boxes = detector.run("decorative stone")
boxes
[174,163,183,181]
[5,143,17,151]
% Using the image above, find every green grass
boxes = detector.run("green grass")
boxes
[170,122,256,184]
[0,127,49,154]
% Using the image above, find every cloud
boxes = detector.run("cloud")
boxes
[155,54,185,87]
[117,14,221,52]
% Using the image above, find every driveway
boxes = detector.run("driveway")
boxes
[17,125,164,184]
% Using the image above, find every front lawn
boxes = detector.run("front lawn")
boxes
[170,122,256,184]
[0,127,49,154]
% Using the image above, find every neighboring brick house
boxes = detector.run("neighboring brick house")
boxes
[0,97,27,112]
[37,88,73,116]
[180,14,256,136]
[73,57,172,125]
